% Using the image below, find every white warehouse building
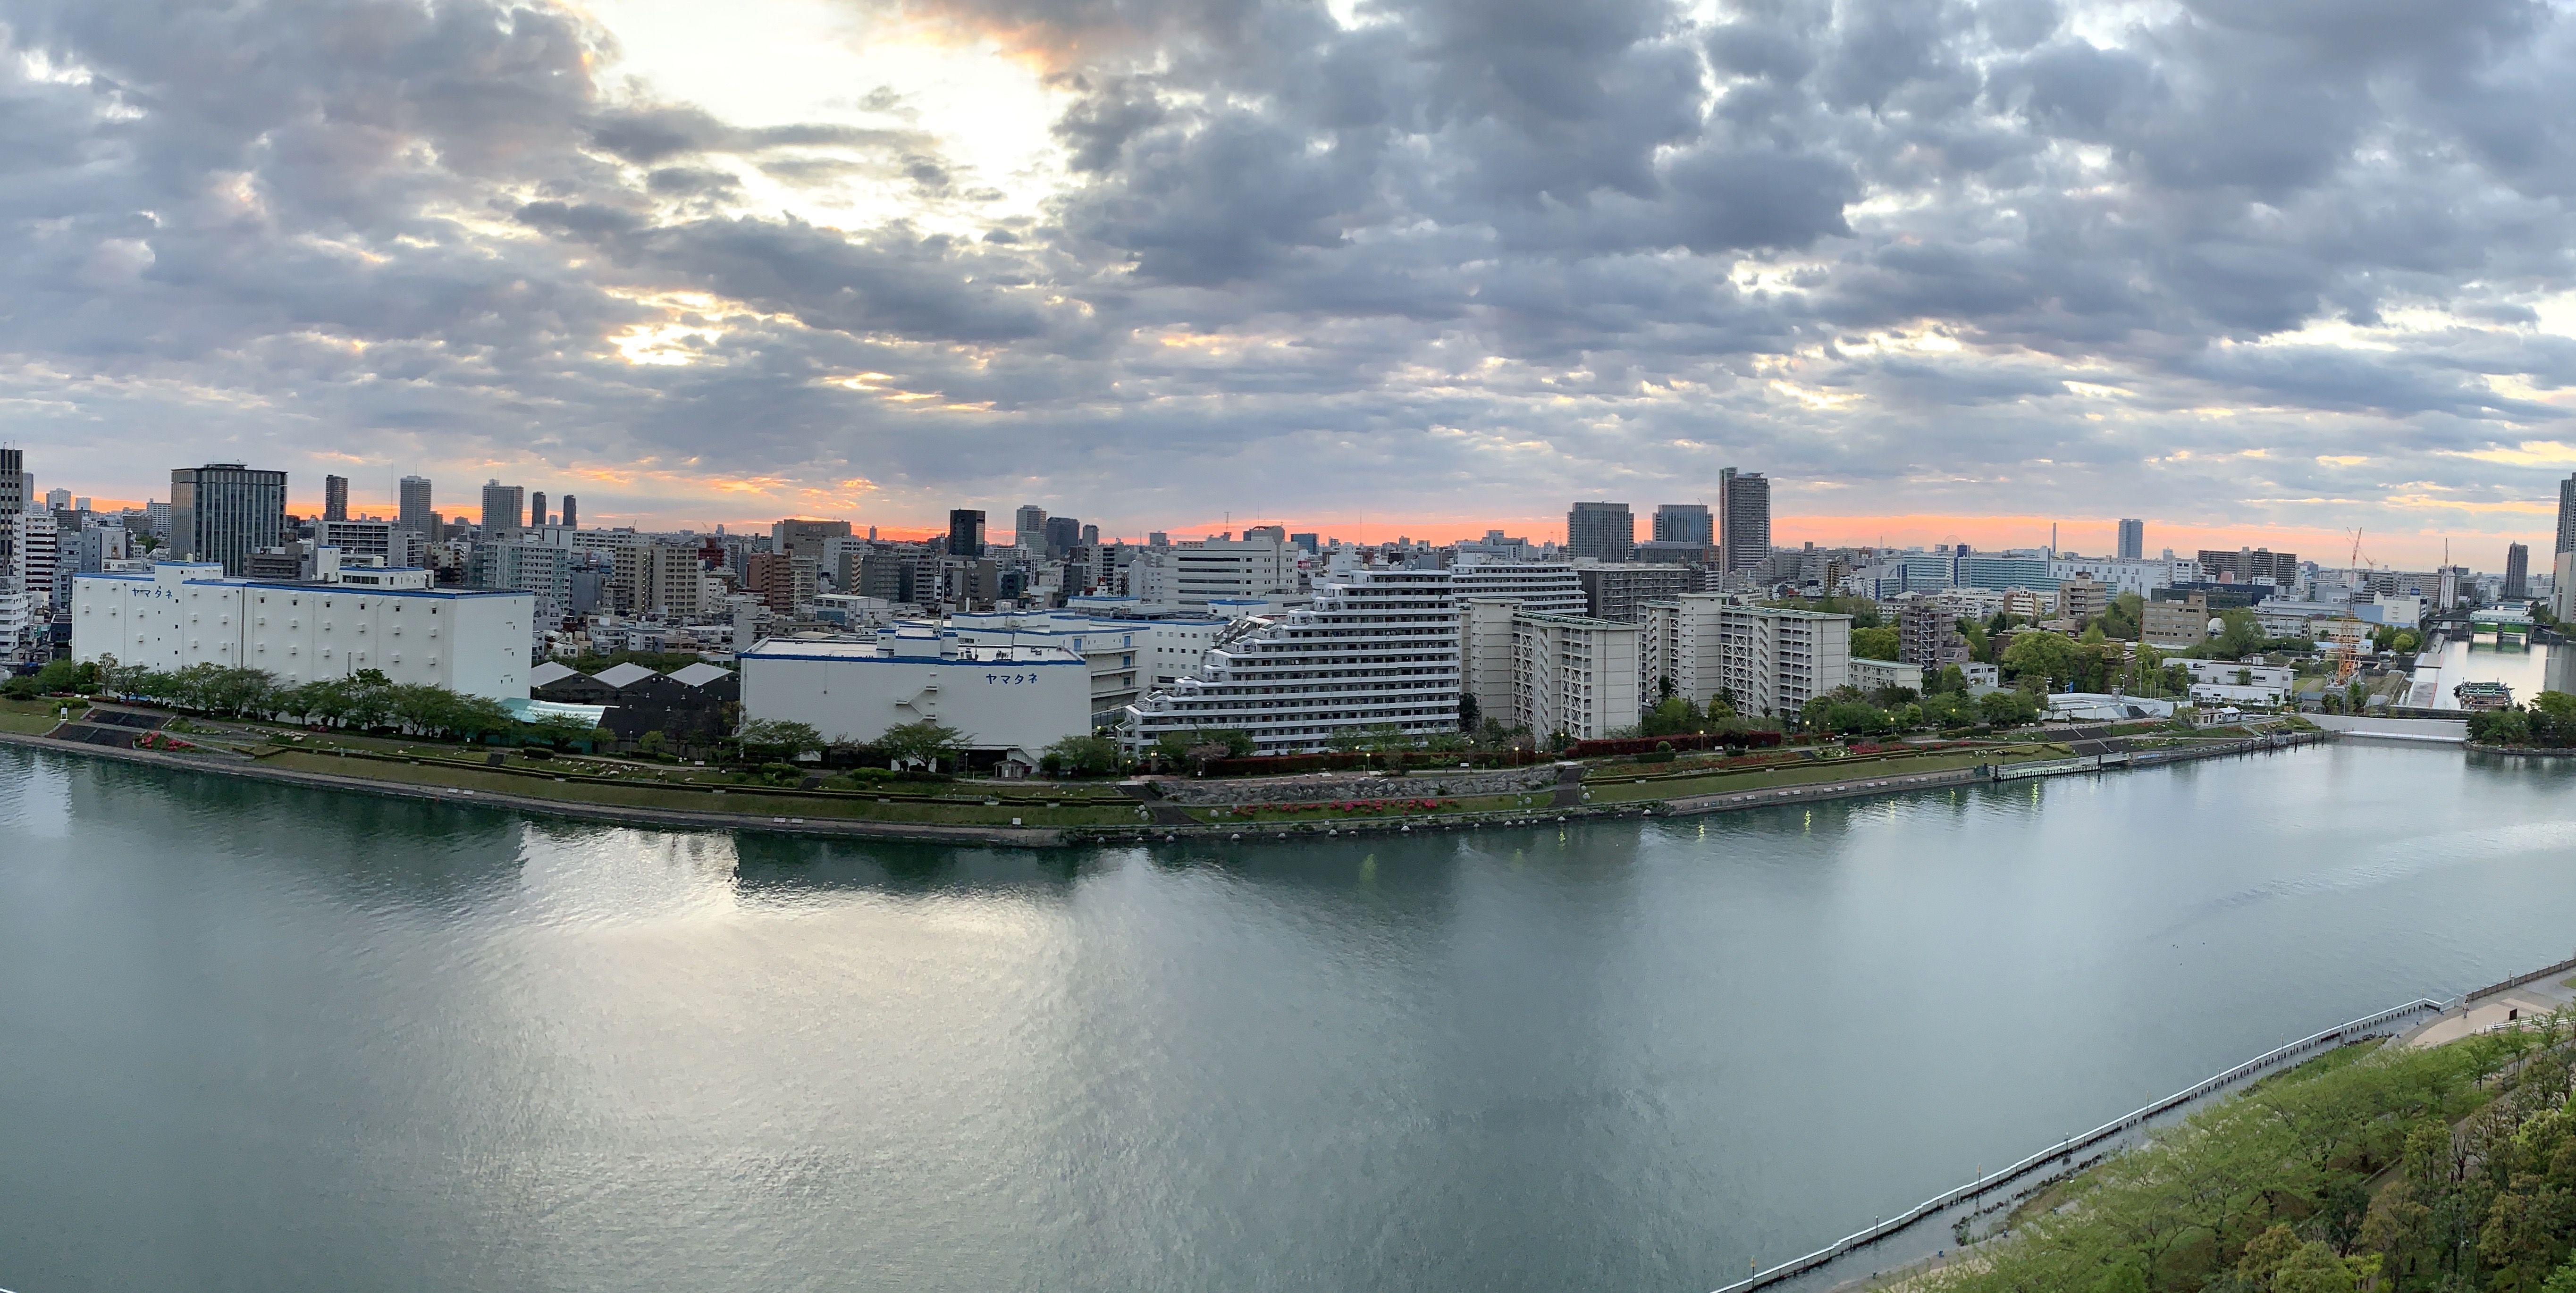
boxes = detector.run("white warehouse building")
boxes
[1121,567,1459,755]
[70,560,536,700]
[738,625,1090,772]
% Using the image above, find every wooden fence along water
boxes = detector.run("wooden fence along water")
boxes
[1708,996,2448,1293]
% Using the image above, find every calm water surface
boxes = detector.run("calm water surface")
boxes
[2428,635,2576,707]
[4,742,2574,1293]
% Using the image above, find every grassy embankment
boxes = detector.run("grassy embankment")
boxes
[0,697,65,734]
[1923,1015,2576,1293]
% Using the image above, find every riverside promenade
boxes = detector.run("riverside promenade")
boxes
[0,702,2333,848]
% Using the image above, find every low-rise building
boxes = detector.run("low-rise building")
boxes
[2140,593,2214,648]
[739,627,1090,772]
[1849,657,1925,695]
[71,560,535,700]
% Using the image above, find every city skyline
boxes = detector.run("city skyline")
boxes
[5,0,2576,569]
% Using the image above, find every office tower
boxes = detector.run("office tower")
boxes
[1565,501,1634,562]
[2506,542,2531,600]
[481,479,524,536]
[529,491,548,529]
[1651,503,1713,546]
[144,499,170,537]
[772,518,851,562]
[1080,523,1099,546]
[1718,469,1772,573]
[323,474,349,522]
[170,462,289,575]
[560,495,577,529]
[398,476,434,534]
[947,509,986,557]
[2117,518,2144,561]
[44,487,69,511]
[1044,514,1081,558]
[1013,504,1047,553]
[73,496,88,512]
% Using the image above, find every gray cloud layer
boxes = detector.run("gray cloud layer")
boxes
[4,0,2574,554]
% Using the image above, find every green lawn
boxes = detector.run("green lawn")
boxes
[257,749,1137,826]
[1584,748,2007,803]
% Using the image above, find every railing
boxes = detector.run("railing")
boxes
[1708,997,2447,1293]
[2465,953,2576,1006]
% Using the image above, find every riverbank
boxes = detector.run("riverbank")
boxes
[0,701,2336,846]
[1750,953,2576,1293]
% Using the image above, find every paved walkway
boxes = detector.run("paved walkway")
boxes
[2403,974,2576,1049]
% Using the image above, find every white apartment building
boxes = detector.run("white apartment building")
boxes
[1459,596,1521,729]
[71,561,536,701]
[1848,657,1925,694]
[2048,554,2202,597]
[13,509,57,609]
[1447,559,1588,615]
[1512,612,1640,742]
[944,608,1212,729]
[1122,567,1459,755]
[1127,527,1298,610]
[1641,594,1851,719]
[739,627,1089,772]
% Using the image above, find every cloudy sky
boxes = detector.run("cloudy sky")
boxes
[6,0,2576,565]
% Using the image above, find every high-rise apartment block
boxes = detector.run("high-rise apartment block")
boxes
[323,475,349,522]
[2117,518,2144,561]
[1513,612,1642,742]
[1565,502,1634,562]
[1122,567,1459,755]
[529,491,548,529]
[2559,473,2576,554]
[170,463,288,576]
[1640,594,1850,719]
[559,495,577,530]
[1718,469,1772,573]
[481,480,524,537]
[2505,542,2531,601]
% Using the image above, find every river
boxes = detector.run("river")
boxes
[2420,635,2576,708]
[4,741,2574,1293]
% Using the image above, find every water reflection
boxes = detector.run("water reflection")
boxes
[9,742,2576,1293]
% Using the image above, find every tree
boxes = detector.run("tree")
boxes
[1852,625,1901,660]
[1640,695,1702,737]
[1922,690,1976,729]
[2002,630,2083,691]
[1041,734,1122,778]
[738,719,824,762]
[1978,689,2040,726]
[877,719,967,770]
[1458,690,1481,730]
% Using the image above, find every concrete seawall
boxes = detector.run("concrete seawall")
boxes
[2311,714,2468,743]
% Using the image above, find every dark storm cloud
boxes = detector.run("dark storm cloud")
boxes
[4,0,2576,545]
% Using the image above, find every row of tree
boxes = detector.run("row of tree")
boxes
[1944,1018,2576,1293]
[16,659,605,747]
[2466,691,2576,747]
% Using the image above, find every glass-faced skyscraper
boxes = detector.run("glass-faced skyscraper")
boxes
[170,463,288,575]
[2117,518,2144,561]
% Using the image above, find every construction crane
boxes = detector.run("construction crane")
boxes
[2331,528,2368,685]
